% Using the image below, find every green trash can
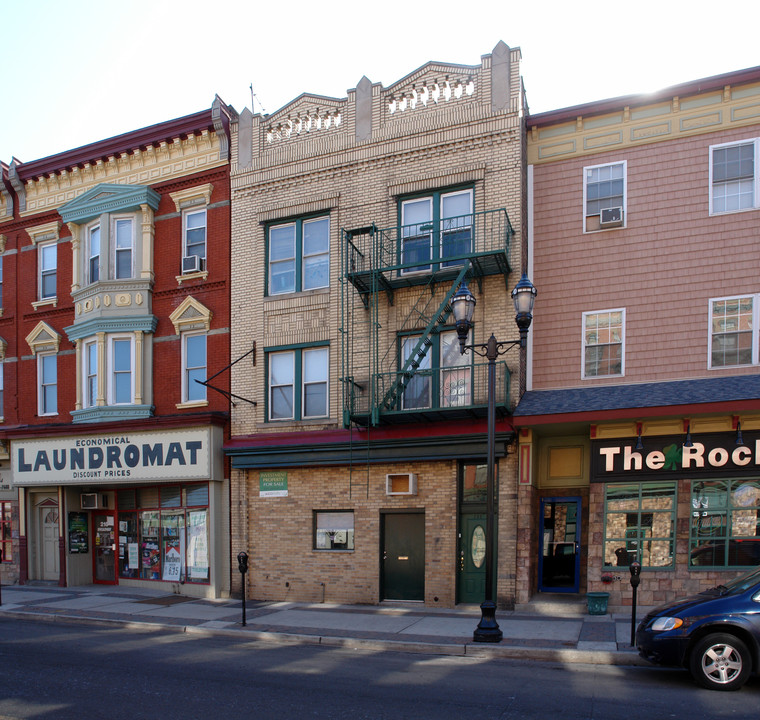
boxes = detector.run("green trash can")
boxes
[587,592,610,615]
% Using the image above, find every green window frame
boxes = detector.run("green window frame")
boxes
[266,342,329,421]
[398,328,471,410]
[399,186,473,275]
[690,478,760,568]
[267,214,329,295]
[603,482,676,569]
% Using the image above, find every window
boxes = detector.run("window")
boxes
[0,501,11,563]
[314,511,354,550]
[401,329,471,409]
[603,482,676,569]
[88,225,100,283]
[583,309,624,378]
[0,363,3,418]
[110,337,133,404]
[184,209,206,265]
[116,484,209,583]
[38,354,57,416]
[710,139,759,214]
[85,341,98,408]
[584,161,626,232]
[400,188,473,274]
[268,346,328,421]
[690,479,760,568]
[113,218,133,279]
[0,256,4,308]
[39,242,57,300]
[268,215,329,295]
[710,295,756,368]
[183,333,207,403]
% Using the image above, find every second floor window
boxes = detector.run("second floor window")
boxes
[583,309,624,378]
[710,295,756,368]
[85,341,98,408]
[268,346,328,421]
[111,337,133,404]
[401,329,471,410]
[268,216,329,295]
[114,218,134,279]
[38,354,57,416]
[39,242,57,300]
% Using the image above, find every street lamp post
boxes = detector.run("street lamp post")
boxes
[451,273,536,643]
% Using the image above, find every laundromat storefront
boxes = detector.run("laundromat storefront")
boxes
[12,426,229,598]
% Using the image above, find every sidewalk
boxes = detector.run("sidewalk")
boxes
[0,583,650,666]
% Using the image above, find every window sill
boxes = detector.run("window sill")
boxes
[32,297,58,310]
[176,270,209,285]
[176,400,209,409]
[265,286,330,302]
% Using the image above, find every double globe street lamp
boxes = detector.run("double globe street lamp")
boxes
[451,273,537,642]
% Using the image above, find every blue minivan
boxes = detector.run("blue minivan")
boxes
[636,566,760,690]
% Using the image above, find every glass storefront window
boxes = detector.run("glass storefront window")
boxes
[690,478,760,567]
[117,483,209,584]
[603,482,676,569]
[314,511,354,550]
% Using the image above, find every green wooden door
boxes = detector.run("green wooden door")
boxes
[381,513,424,601]
[458,513,487,603]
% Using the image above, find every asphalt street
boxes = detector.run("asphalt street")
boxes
[1,618,759,720]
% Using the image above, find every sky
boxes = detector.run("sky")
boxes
[2,0,759,164]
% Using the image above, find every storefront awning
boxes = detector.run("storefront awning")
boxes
[514,374,760,425]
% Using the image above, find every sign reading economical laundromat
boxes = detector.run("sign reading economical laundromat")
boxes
[11,429,210,485]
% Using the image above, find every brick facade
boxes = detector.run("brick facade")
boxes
[228,42,529,608]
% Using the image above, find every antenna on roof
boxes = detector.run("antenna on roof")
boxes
[250,84,268,115]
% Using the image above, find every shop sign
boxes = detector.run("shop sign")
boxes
[11,429,210,486]
[259,471,288,497]
[592,432,760,481]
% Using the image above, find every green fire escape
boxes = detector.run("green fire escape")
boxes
[340,208,514,428]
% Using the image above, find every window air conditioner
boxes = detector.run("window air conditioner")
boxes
[80,493,104,510]
[182,255,201,273]
[386,473,418,496]
[599,207,623,227]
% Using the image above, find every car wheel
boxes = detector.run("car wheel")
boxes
[689,633,751,691]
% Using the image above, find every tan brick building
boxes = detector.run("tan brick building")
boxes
[517,66,760,610]
[227,42,530,608]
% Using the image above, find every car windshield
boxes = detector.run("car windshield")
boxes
[717,566,760,594]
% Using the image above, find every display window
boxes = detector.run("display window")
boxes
[116,483,209,583]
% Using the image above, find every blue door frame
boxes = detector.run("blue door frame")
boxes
[538,497,581,594]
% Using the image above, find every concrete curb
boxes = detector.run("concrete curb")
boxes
[1,608,649,666]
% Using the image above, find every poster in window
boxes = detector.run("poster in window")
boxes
[68,512,89,554]
[187,510,209,580]
[163,543,182,581]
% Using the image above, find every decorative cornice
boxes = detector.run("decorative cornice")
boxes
[169,296,212,334]
[26,220,61,245]
[71,404,155,424]
[169,183,213,213]
[25,321,62,355]
[64,314,158,342]
[59,183,160,225]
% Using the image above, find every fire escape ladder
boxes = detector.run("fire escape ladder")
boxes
[378,261,472,412]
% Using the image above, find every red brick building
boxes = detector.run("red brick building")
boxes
[0,100,233,597]
[516,66,760,609]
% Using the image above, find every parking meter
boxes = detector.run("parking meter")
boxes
[237,551,249,626]
[629,561,641,645]
[629,561,641,588]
